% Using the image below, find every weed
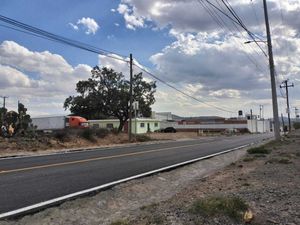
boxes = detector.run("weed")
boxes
[247,147,271,155]
[110,220,130,225]
[253,154,266,158]
[140,202,158,211]
[266,158,292,164]
[80,129,96,142]
[190,196,248,221]
[243,157,255,162]
[53,130,70,142]
[135,134,152,142]
[93,128,109,138]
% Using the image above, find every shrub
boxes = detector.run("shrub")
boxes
[243,157,255,162]
[80,129,96,142]
[267,158,292,164]
[135,134,152,142]
[247,147,271,154]
[293,122,300,129]
[93,128,109,138]
[110,220,130,225]
[190,196,248,221]
[53,130,70,142]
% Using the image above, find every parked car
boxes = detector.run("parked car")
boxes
[164,127,176,133]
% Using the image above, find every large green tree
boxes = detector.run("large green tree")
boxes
[64,66,156,131]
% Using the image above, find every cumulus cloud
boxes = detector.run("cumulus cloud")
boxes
[0,65,34,88]
[0,41,92,116]
[115,0,300,117]
[69,17,99,35]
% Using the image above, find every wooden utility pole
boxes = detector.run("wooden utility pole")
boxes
[280,79,294,132]
[128,54,133,142]
[263,0,280,140]
[281,113,286,135]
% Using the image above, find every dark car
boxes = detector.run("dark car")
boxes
[164,127,176,133]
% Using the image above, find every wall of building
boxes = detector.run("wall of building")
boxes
[247,119,272,133]
[88,119,160,134]
[132,119,160,134]
[161,121,247,131]
[89,120,120,130]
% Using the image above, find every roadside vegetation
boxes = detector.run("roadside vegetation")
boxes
[190,196,248,221]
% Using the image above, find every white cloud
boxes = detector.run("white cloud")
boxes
[69,17,99,35]
[68,23,79,30]
[115,0,300,117]
[0,65,34,88]
[0,41,92,116]
[77,17,99,35]
[117,3,145,30]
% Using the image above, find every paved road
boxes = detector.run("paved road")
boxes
[0,134,272,215]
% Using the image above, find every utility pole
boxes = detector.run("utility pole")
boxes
[1,96,8,108]
[281,113,286,135]
[260,105,265,132]
[263,0,280,140]
[280,79,294,132]
[128,53,133,142]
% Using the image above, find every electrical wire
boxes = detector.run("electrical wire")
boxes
[0,15,129,63]
[197,0,268,73]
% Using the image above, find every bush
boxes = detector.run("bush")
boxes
[80,129,96,142]
[293,122,300,129]
[53,130,70,142]
[190,196,248,220]
[135,134,152,142]
[110,220,130,225]
[93,128,109,138]
[247,147,271,154]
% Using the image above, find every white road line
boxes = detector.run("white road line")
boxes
[0,143,254,219]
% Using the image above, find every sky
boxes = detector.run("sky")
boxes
[0,0,299,119]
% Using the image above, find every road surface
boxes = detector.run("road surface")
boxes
[0,134,272,216]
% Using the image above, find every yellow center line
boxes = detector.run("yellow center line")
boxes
[0,143,204,175]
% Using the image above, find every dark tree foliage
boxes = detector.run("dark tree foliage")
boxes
[64,66,156,131]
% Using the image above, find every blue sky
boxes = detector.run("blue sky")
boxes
[0,0,299,118]
[0,0,172,68]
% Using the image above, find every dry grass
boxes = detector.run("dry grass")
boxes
[190,196,248,221]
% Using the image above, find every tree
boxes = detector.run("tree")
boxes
[64,66,156,132]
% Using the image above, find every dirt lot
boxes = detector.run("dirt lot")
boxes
[0,131,204,157]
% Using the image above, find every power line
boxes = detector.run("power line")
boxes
[197,0,268,73]
[0,15,129,63]
[133,63,235,114]
[219,0,268,57]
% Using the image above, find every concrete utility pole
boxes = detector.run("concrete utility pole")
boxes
[280,79,294,132]
[128,54,133,142]
[263,0,280,140]
[1,96,8,108]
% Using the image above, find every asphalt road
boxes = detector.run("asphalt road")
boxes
[0,134,272,215]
